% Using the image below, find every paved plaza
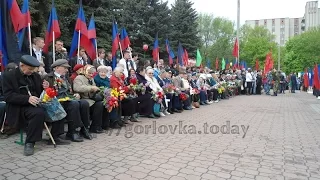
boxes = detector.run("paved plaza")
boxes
[1,92,320,180]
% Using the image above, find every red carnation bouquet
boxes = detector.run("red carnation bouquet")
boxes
[152,91,164,103]
[41,88,57,102]
[179,92,189,101]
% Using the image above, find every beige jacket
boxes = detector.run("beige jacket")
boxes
[73,75,96,106]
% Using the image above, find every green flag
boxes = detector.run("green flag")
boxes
[196,49,202,67]
[221,58,226,70]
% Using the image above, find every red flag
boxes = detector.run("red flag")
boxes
[255,59,259,70]
[183,49,189,66]
[232,38,238,58]
[264,51,272,73]
[215,57,219,70]
[303,68,309,88]
[313,64,320,89]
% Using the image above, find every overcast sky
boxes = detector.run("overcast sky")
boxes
[167,0,312,24]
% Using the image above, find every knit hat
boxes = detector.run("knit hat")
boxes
[73,64,84,72]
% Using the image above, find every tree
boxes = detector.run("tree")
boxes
[170,0,201,56]
[240,25,277,68]
[283,28,320,73]
[197,14,234,67]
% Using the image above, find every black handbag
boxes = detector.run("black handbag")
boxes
[90,91,103,102]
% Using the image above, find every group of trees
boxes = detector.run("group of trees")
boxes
[19,0,200,60]
[197,13,320,73]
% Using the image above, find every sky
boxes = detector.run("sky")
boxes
[167,0,312,24]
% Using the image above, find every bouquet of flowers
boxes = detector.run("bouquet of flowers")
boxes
[151,91,164,103]
[192,88,200,95]
[40,88,67,122]
[102,88,119,112]
[179,92,189,101]
[111,88,127,101]
[162,84,176,94]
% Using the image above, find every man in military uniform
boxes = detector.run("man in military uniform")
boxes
[44,59,92,141]
[2,55,66,156]
[272,69,280,96]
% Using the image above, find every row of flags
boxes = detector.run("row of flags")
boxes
[303,65,320,89]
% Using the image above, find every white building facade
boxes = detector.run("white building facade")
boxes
[245,1,320,46]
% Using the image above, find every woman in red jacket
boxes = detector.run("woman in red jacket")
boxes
[110,67,138,125]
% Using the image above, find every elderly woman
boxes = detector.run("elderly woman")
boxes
[73,65,105,133]
[135,66,156,118]
[94,65,110,87]
[110,67,138,124]
[145,67,168,117]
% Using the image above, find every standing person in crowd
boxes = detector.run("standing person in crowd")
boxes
[93,48,108,69]
[69,47,92,73]
[279,71,286,94]
[255,70,263,95]
[119,50,136,77]
[245,68,254,95]
[32,37,51,73]
[291,72,297,93]
[49,40,68,61]
[271,69,280,96]
[252,70,257,95]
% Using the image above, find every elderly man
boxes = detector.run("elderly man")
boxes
[172,70,192,111]
[44,59,92,141]
[2,55,66,156]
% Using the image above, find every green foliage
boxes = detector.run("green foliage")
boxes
[197,13,234,65]
[240,25,277,68]
[283,28,320,73]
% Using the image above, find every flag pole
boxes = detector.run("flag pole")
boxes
[52,31,56,62]
[77,30,81,59]
[237,0,240,68]
[119,41,124,59]
[28,23,32,55]
[95,39,98,60]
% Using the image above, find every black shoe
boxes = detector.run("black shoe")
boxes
[112,123,122,129]
[154,113,161,117]
[200,102,206,105]
[24,143,35,156]
[173,109,182,113]
[130,117,139,122]
[80,128,93,140]
[183,107,192,110]
[147,114,156,118]
[49,137,71,145]
[167,110,174,114]
[89,129,104,134]
[66,133,84,142]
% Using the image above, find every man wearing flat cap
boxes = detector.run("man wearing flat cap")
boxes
[43,59,92,142]
[2,55,62,156]
[172,70,192,111]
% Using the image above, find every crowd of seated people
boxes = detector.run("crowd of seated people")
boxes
[0,46,245,156]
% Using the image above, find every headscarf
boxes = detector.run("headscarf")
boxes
[83,65,96,79]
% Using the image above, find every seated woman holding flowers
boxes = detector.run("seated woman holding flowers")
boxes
[145,67,168,117]
[94,65,117,129]
[73,65,106,133]
[135,66,156,118]
[110,67,138,124]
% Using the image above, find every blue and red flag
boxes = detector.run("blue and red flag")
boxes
[225,59,230,69]
[309,68,313,87]
[43,1,61,53]
[111,20,119,69]
[17,0,31,51]
[120,28,130,50]
[87,14,97,60]
[0,7,9,71]
[7,0,22,33]
[152,33,159,62]
[177,42,184,66]
[69,0,90,59]
[165,39,175,65]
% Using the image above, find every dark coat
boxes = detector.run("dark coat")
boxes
[156,76,165,87]
[291,74,297,85]
[2,68,43,126]
[32,50,52,73]
[43,72,74,99]
[69,56,92,73]
[136,73,152,93]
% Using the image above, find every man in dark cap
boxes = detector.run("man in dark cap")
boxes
[173,70,192,111]
[2,55,59,155]
[43,59,92,141]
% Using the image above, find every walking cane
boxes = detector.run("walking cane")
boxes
[19,85,57,147]
[0,112,6,133]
